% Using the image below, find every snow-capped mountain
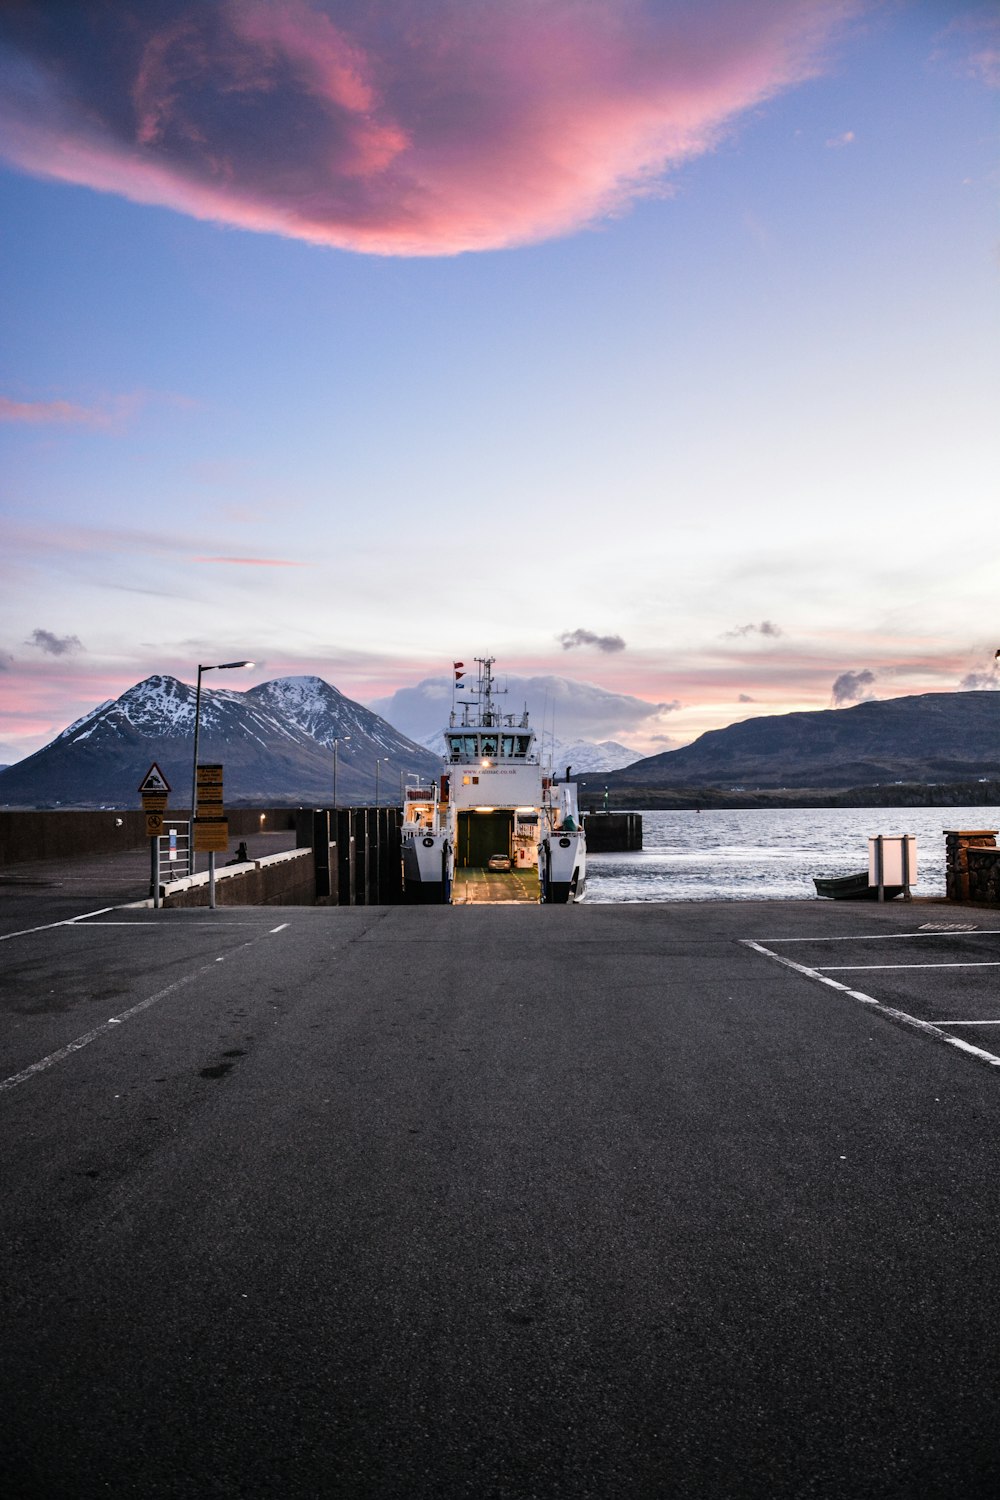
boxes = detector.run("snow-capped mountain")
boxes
[548,739,641,774]
[0,675,441,808]
[418,730,639,773]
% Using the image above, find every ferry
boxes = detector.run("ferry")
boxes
[401,657,586,904]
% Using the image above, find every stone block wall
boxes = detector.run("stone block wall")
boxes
[965,847,1000,905]
[944,829,999,903]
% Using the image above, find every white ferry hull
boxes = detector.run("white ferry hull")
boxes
[401,829,451,904]
[539,829,586,903]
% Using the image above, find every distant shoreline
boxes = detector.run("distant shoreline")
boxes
[584,781,1000,813]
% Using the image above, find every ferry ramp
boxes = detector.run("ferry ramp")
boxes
[452,865,541,903]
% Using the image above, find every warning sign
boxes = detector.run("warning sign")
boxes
[138,763,171,795]
[146,811,164,838]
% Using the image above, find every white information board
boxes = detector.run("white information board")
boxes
[868,835,917,887]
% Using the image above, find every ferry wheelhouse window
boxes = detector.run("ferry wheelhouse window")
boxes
[448,734,478,760]
[481,736,498,757]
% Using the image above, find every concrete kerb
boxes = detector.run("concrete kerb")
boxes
[125,848,315,909]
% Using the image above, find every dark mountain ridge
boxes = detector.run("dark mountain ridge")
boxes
[0,675,441,808]
[607,692,1000,793]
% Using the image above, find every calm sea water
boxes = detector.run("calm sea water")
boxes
[584,806,1000,903]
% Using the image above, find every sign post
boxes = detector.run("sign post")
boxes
[194,763,228,908]
[139,764,171,909]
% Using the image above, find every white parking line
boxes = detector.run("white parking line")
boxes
[0,907,116,941]
[0,970,205,1094]
[760,930,1000,944]
[1,917,272,940]
[0,922,288,1096]
[819,961,1000,972]
[929,1020,1000,1026]
[742,939,1000,1071]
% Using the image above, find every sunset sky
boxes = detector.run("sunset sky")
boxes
[1,0,997,763]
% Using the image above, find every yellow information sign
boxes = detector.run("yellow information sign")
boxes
[196,764,225,821]
[194,816,229,853]
[146,811,164,838]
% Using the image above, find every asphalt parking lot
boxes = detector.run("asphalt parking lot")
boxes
[3,889,1000,1496]
[746,912,1000,1070]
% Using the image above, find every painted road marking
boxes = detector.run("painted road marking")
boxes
[2,918,273,940]
[0,926,286,1096]
[742,940,1000,1072]
[270,923,289,932]
[818,961,1000,972]
[758,930,1000,944]
[929,1020,1000,1026]
[0,907,116,941]
[78,920,263,927]
[0,970,207,1094]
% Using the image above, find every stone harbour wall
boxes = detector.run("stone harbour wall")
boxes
[965,847,1000,905]
[944,829,999,904]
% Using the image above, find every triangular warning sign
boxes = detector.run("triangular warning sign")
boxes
[138,762,171,794]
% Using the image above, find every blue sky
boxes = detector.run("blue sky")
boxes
[1,1,997,762]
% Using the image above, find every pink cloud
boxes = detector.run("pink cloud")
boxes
[0,394,133,428]
[0,1,861,256]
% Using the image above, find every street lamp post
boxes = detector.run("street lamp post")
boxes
[374,756,386,807]
[373,757,388,905]
[333,736,351,807]
[189,659,254,878]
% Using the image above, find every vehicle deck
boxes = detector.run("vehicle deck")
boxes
[452,866,541,903]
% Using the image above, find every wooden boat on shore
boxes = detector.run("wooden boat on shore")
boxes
[814,871,903,900]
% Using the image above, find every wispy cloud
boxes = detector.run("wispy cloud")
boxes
[0,1,861,256]
[559,628,626,654]
[960,649,1000,690]
[825,129,855,147]
[193,556,310,567]
[26,628,83,656]
[0,393,140,428]
[724,620,784,639]
[933,10,1000,90]
[831,667,876,705]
